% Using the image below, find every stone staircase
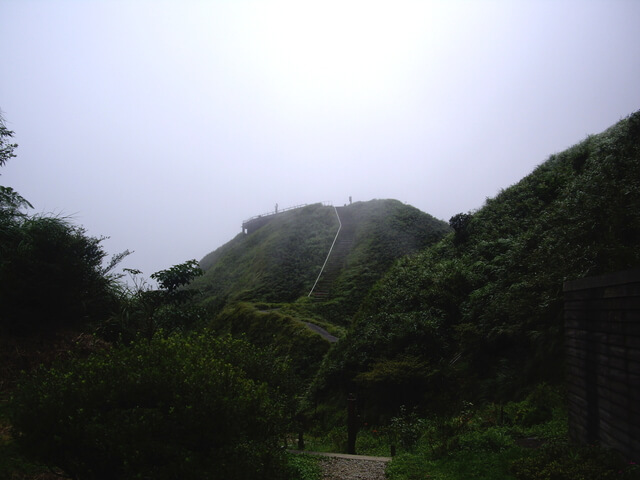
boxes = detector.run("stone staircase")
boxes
[309,206,356,301]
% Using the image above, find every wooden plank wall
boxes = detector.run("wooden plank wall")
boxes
[564,269,640,461]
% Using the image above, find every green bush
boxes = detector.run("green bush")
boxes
[286,453,321,480]
[211,302,331,381]
[503,384,561,428]
[98,261,205,342]
[10,332,291,480]
[0,215,122,334]
[459,427,514,452]
[386,453,434,480]
[387,448,524,480]
[510,443,640,480]
[323,426,348,453]
[388,406,425,451]
[354,427,391,457]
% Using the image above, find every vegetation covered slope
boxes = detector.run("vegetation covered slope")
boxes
[312,110,640,420]
[320,199,452,321]
[194,200,450,317]
[194,203,338,310]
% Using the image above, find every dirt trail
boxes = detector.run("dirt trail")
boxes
[292,452,391,480]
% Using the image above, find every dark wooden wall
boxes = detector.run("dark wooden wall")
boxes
[564,269,640,461]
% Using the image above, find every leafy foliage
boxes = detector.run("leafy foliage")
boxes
[510,444,640,480]
[387,405,426,451]
[211,302,331,382]
[151,259,202,295]
[383,388,638,480]
[0,111,17,170]
[10,332,293,480]
[312,110,640,419]
[0,215,122,334]
[286,454,322,480]
[99,261,204,342]
[0,186,32,221]
[449,212,472,244]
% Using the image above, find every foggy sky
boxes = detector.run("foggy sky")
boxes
[1,0,639,280]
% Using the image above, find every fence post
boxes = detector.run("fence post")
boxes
[347,393,357,454]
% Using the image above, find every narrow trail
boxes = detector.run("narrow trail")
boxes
[292,452,391,480]
[304,322,338,343]
[318,454,389,480]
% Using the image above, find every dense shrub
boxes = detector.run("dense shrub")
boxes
[286,454,321,480]
[510,443,640,480]
[384,395,637,480]
[0,215,121,334]
[98,261,205,343]
[212,302,331,381]
[10,332,291,480]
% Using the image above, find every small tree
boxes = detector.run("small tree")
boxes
[100,260,204,342]
[151,259,202,296]
[0,110,18,169]
[449,212,472,244]
[1,111,32,222]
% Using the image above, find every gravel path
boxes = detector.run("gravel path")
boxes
[315,454,390,480]
[305,322,339,343]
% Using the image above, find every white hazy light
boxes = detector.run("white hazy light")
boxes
[1,0,639,279]
[244,0,432,108]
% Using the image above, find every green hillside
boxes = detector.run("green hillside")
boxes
[312,110,640,419]
[318,199,452,321]
[194,199,451,317]
[195,203,338,309]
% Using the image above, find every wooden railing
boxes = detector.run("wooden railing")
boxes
[242,203,309,225]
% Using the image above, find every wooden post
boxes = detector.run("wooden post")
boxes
[347,393,357,454]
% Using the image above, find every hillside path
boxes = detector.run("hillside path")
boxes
[304,322,338,343]
[291,451,391,480]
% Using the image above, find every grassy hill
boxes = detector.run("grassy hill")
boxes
[318,199,452,321]
[312,110,640,420]
[195,203,338,310]
[194,199,451,319]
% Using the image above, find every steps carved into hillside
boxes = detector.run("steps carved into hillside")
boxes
[310,206,356,301]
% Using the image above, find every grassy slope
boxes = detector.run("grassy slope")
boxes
[211,302,333,381]
[323,199,451,321]
[312,110,640,418]
[194,199,450,319]
[194,203,339,309]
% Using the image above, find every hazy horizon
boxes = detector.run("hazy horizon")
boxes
[1,0,639,279]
